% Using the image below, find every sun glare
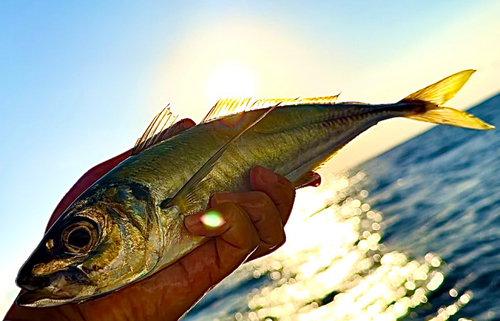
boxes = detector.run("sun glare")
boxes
[206,64,256,105]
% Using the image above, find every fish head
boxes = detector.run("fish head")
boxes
[16,183,161,307]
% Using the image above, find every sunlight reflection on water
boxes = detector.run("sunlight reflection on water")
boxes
[190,171,472,321]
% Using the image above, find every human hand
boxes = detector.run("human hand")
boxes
[5,118,319,321]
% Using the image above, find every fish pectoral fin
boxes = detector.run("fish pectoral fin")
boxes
[161,104,280,210]
[402,70,494,130]
[132,106,180,155]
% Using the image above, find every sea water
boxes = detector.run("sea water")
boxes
[185,93,500,321]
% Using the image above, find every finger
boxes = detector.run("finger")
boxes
[46,149,133,231]
[175,118,196,131]
[249,166,296,225]
[211,192,285,257]
[72,203,260,321]
[295,171,322,189]
[158,118,196,139]
[185,203,260,263]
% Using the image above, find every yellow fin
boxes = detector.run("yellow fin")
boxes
[132,106,179,155]
[202,98,253,123]
[201,95,340,123]
[402,69,494,130]
[407,107,494,130]
[402,69,476,105]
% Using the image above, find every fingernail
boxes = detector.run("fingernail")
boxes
[256,166,277,184]
[200,210,226,228]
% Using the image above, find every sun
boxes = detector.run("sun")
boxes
[206,64,256,104]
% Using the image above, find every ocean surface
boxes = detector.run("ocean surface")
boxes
[185,93,500,321]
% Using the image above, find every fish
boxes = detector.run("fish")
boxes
[16,70,494,307]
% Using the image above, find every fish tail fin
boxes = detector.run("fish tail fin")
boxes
[402,70,494,130]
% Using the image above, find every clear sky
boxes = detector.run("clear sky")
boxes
[1,0,499,316]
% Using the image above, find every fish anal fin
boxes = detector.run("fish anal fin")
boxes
[201,95,340,123]
[313,150,340,172]
[132,106,179,155]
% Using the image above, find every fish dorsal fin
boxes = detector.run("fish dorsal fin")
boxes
[201,98,254,123]
[402,69,476,105]
[161,103,281,211]
[201,95,340,123]
[132,106,179,155]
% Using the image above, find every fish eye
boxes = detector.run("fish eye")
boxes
[62,221,99,253]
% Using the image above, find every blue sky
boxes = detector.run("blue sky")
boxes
[1,0,499,315]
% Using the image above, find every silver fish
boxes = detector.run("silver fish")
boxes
[16,70,493,307]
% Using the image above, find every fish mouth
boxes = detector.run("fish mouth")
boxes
[16,267,93,307]
[17,289,78,307]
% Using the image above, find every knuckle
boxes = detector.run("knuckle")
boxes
[218,202,244,218]
[241,192,275,213]
[252,191,274,205]
[249,190,266,198]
